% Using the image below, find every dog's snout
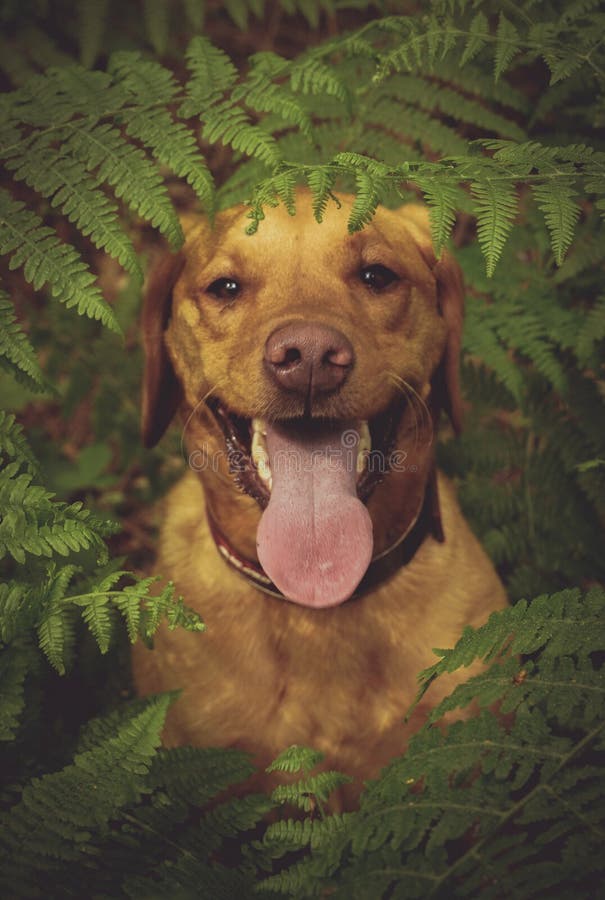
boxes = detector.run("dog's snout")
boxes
[264,322,354,397]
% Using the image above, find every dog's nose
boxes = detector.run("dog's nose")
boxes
[264,322,354,397]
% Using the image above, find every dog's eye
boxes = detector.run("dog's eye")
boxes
[360,265,399,291]
[206,278,240,301]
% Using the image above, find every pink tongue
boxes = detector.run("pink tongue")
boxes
[256,421,373,608]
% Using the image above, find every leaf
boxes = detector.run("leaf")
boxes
[0,294,48,393]
[0,190,120,333]
[461,11,489,66]
[471,177,518,276]
[532,180,581,264]
[494,13,520,82]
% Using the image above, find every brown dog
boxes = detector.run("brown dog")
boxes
[134,191,506,802]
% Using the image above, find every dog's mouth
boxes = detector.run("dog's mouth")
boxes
[206,399,404,608]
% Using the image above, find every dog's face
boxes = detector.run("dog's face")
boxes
[142,191,464,609]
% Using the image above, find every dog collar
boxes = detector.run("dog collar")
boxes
[206,470,444,603]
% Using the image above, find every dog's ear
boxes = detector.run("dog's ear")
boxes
[141,251,185,448]
[433,251,464,435]
[400,205,464,434]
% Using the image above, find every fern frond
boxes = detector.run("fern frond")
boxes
[373,15,460,79]
[0,641,35,741]
[180,35,238,116]
[461,10,489,65]
[494,13,520,82]
[290,56,349,104]
[460,297,524,401]
[235,52,314,140]
[415,175,464,254]
[0,294,47,393]
[266,745,325,775]
[575,295,605,365]
[306,167,337,222]
[202,100,280,167]
[5,141,141,278]
[0,410,38,475]
[63,121,182,247]
[382,74,526,141]
[417,588,603,714]
[0,464,106,564]
[0,694,171,878]
[532,180,581,265]
[150,745,255,806]
[471,177,518,276]
[348,171,380,233]
[272,771,352,812]
[0,191,120,332]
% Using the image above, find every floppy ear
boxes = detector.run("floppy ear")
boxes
[141,251,185,448]
[433,251,464,435]
[400,205,465,434]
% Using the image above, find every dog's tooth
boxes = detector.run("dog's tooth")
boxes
[251,432,272,488]
[356,421,371,475]
[358,421,371,452]
[252,417,267,436]
[251,432,268,464]
[356,448,369,474]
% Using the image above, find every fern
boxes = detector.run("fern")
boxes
[0,190,120,332]
[0,3,604,896]
[0,295,47,393]
[258,588,605,899]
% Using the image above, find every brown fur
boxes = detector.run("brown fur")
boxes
[134,191,506,804]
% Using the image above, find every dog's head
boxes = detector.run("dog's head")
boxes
[142,191,464,608]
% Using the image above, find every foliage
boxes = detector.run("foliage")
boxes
[256,588,605,899]
[0,0,604,897]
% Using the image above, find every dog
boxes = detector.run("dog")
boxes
[133,190,507,804]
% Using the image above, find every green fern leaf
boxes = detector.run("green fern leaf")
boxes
[348,171,380,233]
[532,180,580,264]
[290,57,349,104]
[306,167,337,222]
[5,142,141,278]
[271,771,352,812]
[63,121,182,247]
[0,695,172,874]
[109,52,215,213]
[415,175,464,254]
[150,745,255,806]
[80,595,113,654]
[461,11,489,65]
[0,191,120,332]
[471,177,518,276]
[234,53,314,139]
[0,641,34,739]
[462,297,524,401]
[494,13,520,82]
[0,294,48,392]
[110,580,142,643]
[34,566,80,674]
[382,74,526,141]
[203,100,280,167]
[266,745,325,775]
[575,295,605,364]
[180,36,238,116]
[0,410,38,475]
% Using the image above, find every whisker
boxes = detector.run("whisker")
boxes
[386,372,434,447]
[179,384,219,460]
